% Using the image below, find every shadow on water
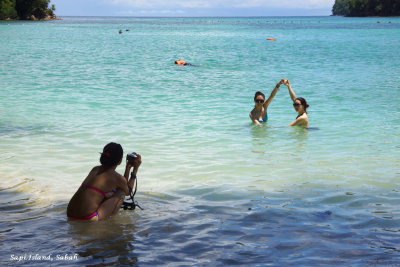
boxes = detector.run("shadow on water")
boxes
[66,215,139,266]
[151,186,400,266]
[0,123,48,137]
[306,127,320,131]
[0,181,140,266]
[1,180,400,266]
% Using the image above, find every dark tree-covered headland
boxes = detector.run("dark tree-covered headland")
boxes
[333,0,400,16]
[0,0,57,20]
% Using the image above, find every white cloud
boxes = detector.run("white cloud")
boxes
[107,0,335,9]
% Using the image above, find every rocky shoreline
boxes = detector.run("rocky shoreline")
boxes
[2,14,61,21]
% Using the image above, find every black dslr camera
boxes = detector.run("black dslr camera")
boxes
[122,152,143,211]
[126,152,138,163]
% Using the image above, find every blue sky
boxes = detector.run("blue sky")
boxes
[51,0,336,16]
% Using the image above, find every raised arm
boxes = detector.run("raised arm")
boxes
[284,79,296,102]
[124,162,132,182]
[264,80,283,108]
[129,154,141,189]
[122,154,142,194]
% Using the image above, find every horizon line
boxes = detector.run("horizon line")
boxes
[56,15,336,18]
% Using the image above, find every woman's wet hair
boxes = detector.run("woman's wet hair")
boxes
[254,91,265,101]
[296,97,309,112]
[100,142,123,167]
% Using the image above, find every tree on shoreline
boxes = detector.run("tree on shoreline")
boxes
[0,0,56,20]
[333,0,400,16]
[0,0,17,19]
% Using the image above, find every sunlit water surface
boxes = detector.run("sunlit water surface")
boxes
[0,16,399,265]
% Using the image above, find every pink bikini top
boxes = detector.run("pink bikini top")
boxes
[81,184,116,198]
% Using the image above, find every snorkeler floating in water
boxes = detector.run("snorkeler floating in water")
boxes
[175,59,187,65]
[174,59,194,66]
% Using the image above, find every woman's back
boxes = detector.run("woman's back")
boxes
[67,166,119,218]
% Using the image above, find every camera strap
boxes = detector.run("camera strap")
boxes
[121,173,143,210]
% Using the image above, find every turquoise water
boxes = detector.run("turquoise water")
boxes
[0,16,399,265]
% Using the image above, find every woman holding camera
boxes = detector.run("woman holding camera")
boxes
[67,142,141,221]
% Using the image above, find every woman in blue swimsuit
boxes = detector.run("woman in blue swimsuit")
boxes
[67,142,142,221]
[249,79,283,125]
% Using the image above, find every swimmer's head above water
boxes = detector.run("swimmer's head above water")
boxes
[175,59,187,65]
[293,97,309,113]
[254,91,265,105]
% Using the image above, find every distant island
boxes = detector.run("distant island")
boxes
[333,0,400,16]
[0,0,57,20]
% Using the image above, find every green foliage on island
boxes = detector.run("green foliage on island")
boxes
[333,0,400,16]
[0,0,56,20]
[0,0,17,19]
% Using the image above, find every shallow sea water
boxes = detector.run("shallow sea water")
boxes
[0,17,399,265]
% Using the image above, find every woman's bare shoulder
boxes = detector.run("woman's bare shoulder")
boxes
[88,166,101,175]
[300,113,308,119]
[298,114,309,126]
[111,170,125,181]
